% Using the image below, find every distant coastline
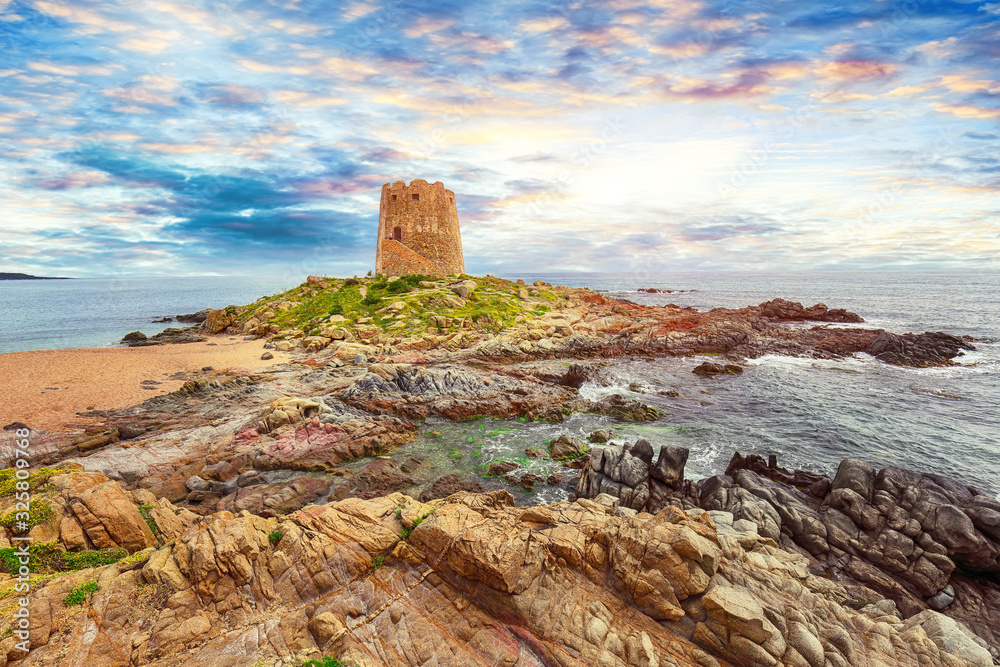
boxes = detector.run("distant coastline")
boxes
[0,272,73,280]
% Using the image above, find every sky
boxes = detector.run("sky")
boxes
[0,0,998,278]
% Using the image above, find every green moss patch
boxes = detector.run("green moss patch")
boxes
[235,273,570,343]
[137,504,161,538]
[0,542,128,574]
[63,579,99,606]
[0,499,55,530]
[0,468,63,496]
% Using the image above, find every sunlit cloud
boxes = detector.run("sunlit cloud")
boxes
[931,102,1000,120]
[28,62,117,77]
[818,60,898,82]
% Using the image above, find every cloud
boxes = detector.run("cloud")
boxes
[0,0,997,276]
[678,221,782,242]
[931,101,1000,119]
[50,145,374,262]
[119,31,181,54]
[818,60,898,81]
[198,83,268,108]
[272,90,346,107]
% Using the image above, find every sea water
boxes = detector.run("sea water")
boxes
[506,270,1000,495]
[2,270,997,494]
[0,275,298,353]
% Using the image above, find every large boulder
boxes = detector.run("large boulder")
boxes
[450,280,477,299]
[575,442,651,511]
[650,445,688,491]
[692,361,743,376]
[221,476,333,516]
[584,394,661,421]
[903,610,993,667]
[866,331,975,366]
[576,441,695,515]
[758,298,863,323]
[204,308,235,333]
[548,434,588,460]
[831,457,877,501]
[54,473,158,552]
[257,397,330,434]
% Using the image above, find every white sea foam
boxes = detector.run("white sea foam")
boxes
[684,441,726,479]
[909,385,967,401]
[577,382,643,401]
[743,354,818,368]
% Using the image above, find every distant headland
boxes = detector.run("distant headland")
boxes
[0,272,73,280]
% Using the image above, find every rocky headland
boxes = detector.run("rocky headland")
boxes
[0,274,992,667]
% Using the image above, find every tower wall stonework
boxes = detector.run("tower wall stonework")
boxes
[376,179,464,277]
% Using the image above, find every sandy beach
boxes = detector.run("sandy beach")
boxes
[0,338,289,432]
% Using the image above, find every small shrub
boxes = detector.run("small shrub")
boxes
[400,274,432,286]
[302,657,353,667]
[63,580,99,606]
[0,541,60,573]
[116,550,152,569]
[0,499,55,530]
[3,543,130,574]
[61,548,128,571]
[361,294,382,306]
[137,504,161,538]
[0,468,63,496]
[401,510,434,541]
[268,531,283,545]
[371,555,385,570]
[385,279,412,295]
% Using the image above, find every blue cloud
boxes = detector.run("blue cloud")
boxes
[56,145,372,258]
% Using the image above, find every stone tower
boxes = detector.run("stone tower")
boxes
[375,179,464,277]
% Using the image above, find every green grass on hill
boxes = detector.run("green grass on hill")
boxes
[234,274,567,340]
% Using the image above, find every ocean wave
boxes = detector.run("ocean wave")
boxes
[684,441,725,478]
[743,354,826,368]
[908,385,967,401]
[577,381,645,401]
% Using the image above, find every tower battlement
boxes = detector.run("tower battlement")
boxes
[375,179,464,277]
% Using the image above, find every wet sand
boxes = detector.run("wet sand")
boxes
[0,338,289,432]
